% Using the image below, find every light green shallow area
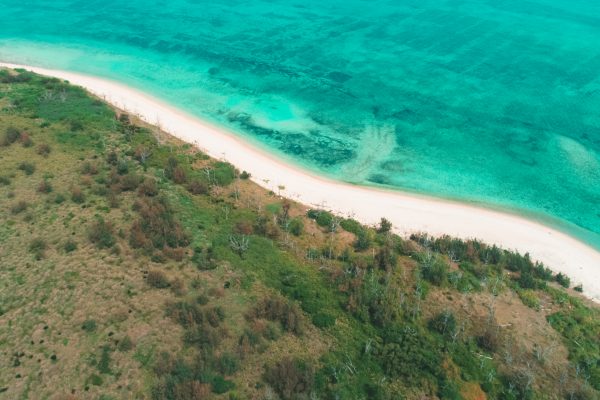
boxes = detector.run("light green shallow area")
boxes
[0,0,598,249]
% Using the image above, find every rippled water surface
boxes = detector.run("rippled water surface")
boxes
[1,0,599,246]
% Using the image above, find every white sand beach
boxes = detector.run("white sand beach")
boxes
[2,62,599,302]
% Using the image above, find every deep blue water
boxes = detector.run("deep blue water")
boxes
[0,0,599,248]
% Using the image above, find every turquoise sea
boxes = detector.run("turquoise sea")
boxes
[0,0,599,248]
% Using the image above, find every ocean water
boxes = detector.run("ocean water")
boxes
[0,0,599,248]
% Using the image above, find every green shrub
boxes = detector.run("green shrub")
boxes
[240,170,251,179]
[2,126,20,146]
[138,178,159,196]
[420,255,449,286]
[376,324,441,379]
[264,358,314,400]
[187,179,208,195]
[37,143,51,157]
[574,284,583,292]
[165,157,188,184]
[212,162,236,186]
[118,336,134,352]
[555,273,571,288]
[340,218,362,235]
[81,319,97,332]
[10,200,28,214]
[249,295,304,335]
[87,374,103,386]
[18,162,35,175]
[88,217,115,249]
[98,345,112,374]
[211,376,235,394]
[116,159,129,175]
[81,161,98,175]
[64,240,77,253]
[71,187,86,204]
[130,195,189,252]
[377,217,392,233]
[0,176,10,186]
[311,312,336,329]
[54,193,66,204]
[191,246,216,270]
[19,132,33,147]
[316,211,333,228]
[518,290,540,310]
[217,352,240,375]
[120,173,141,191]
[289,218,304,236]
[354,228,373,251]
[428,311,457,338]
[37,180,53,194]
[147,270,170,289]
[29,238,47,260]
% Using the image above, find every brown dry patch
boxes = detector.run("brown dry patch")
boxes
[461,381,487,400]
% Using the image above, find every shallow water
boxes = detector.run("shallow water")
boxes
[0,0,599,248]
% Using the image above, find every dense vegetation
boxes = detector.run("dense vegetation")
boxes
[0,68,599,399]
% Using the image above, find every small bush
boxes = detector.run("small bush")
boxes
[10,201,28,214]
[130,195,189,252]
[106,151,118,165]
[249,295,304,335]
[170,278,186,296]
[120,173,141,191]
[428,311,457,338]
[518,289,540,310]
[211,376,235,394]
[477,326,501,352]
[187,179,208,195]
[29,238,47,260]
[315,211,333,228]
[64,240,77,253]
[147,270,170,289]
[87,374,103,386]
[116,160,129,175]
[118,336,134,352]
[19,132,33,147]
[421,255,449,286]
[81,319,97,332]
[37,180,53,194]
[165,157,187,184]
[81,161,98,175]
[574,284,583,293]
[98,345,112,374]
[70,120,84,131]
[240,171,251,179]
[2,127,20,146]
[88,218,115,249]
[340,218,362,235]
[54,193,66,204]
[217,352,240,375]
[0,176,10,186]
[18,162,35,175]
[212,162,236,186]
[71,187,85,204]
[555,272,570,288]
[138,178,158,197]
[289,218,304,236]
[354,228,373,251]
[37,144,51,157]
[377,217,392,233]
[264,357,314,400]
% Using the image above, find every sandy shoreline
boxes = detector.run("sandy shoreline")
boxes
[2,61,599,302]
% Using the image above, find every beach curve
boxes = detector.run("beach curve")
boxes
[2,61,598,302]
